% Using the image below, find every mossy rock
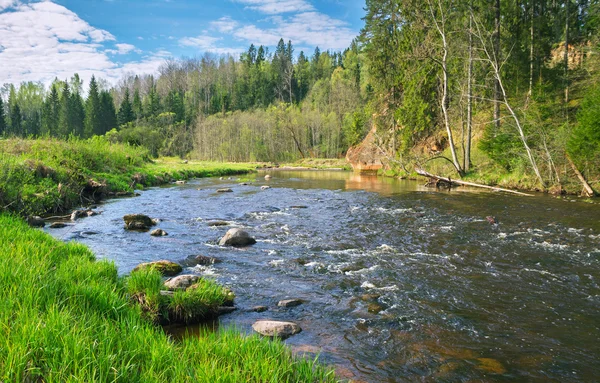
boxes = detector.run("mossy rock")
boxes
[133,260,182,277]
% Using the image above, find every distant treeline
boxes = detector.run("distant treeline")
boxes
[0,39,368,161]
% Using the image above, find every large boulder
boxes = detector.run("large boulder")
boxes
[218,228,257,247]
[132,260,182,277]
[252,320,302,339]
[123,214,156,231]
[164,275,200,290]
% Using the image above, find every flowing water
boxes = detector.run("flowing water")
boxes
[46,170,600,382]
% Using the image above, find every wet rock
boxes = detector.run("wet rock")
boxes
[261,185,271,190]
[367,302,385,314]
[251,305,268,313]
[360,294,381,302]
[219,228,257,247]
[486,216,498,225]
[240,182,249,186]
[207,221,229,227]
[181,254,222,267]
[123,214,156,231]
[217,188,233,193]
[290,205,308,209]
[27,216,45,228]
[150,229,168,237]
[133,260,182,277]
[71,210,88,221]
[217,306,237,315]
[252,320,301,339]
[278,299,305,308]
[164,275,200,290]
[49,222,67,229]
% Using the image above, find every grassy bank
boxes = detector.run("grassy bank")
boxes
[0,214,337,382]
[0,137,255,216]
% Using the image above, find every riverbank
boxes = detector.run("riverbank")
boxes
[0,138,255,216]
[0,214,337,382]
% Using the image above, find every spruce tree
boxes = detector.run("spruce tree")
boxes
[58,82,72,138]
[99,90,117,134]
[41,85,60,137]
[132,88,143,120]
[84,76,102,137]
[0,96,6,136]
[9,104,22,137]
[117,88,135,126]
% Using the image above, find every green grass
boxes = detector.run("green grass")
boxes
[0,137,255,216]
[0,214,339,382]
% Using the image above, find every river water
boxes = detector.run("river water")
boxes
[46,170,600,382]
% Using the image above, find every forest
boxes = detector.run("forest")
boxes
[1,0,599,193]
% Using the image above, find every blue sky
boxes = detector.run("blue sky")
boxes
[0,0,364,87]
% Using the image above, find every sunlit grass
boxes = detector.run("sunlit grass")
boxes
[0,214,339,382]
[0,137,256,216]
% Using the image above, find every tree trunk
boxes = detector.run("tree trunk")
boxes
[429,0,463,176]
[466,3,474,172]
[564,0,570,110]
[494,0,501,130]
[567,155,595,196]
[528,0,535,99]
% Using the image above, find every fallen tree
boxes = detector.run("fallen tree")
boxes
[415,168,534,196]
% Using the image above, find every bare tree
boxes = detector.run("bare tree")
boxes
[473,12,546,187]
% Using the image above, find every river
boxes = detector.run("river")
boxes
[46,170,600,382]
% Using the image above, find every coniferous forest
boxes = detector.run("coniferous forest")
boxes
[1,0,599,193]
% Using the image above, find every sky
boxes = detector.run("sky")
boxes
[0,0,364,88]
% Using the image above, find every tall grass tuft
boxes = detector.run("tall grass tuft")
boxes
[0,215,339,382]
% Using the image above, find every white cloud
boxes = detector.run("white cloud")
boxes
[0,1,163,87]
[107,43,140,55]
[180,34,222,49]
[234,0,313,15]
[210,16,239,33]
[228,11,356,51]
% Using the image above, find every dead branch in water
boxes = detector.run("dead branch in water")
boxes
[415,168,534,196]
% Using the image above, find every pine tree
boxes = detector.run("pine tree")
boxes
[117,88,135,126]
[84,75,102,137]
[99,90,117,134]
[58,82,72,138]
[70,91,85,137]
[41,85,60,136]
[9,104,22,137]
[132,88,143,120]
[0,96,6,136]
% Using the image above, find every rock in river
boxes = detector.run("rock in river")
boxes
[217,188,233,193]
[219,228,257,247]
[164,275,200,290]
[49,222,67,229]
[151,229,168,237]
[252,320,302,339]
[123,214,156,231]
[278,299,305,308]
[27,216,45,228]
[132,260,182,277]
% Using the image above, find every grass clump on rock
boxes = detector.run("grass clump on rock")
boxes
[0,214,338,382]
